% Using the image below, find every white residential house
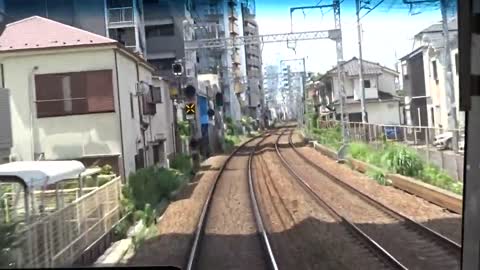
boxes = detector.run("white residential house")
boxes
[321,57,402,125]
[0,16,175,178]
[400,18,463,132]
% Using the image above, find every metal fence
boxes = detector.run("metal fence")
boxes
[317,120,465,181]
[12,177,122,268]
[0,186,98,224]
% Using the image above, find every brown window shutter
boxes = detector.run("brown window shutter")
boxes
[142,95,156,115]
[35,74,64,117]
[71,72,88,114]
[85,70,114,113]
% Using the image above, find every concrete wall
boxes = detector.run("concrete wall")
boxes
[0,47,121,163]
[378,71,397,95]
[115,51,143,175]
[340,101,401,125]
[150,78,175,160]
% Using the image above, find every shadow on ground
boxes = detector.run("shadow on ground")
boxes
[125,216,462,270]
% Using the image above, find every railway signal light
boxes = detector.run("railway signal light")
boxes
[172,62,183,76]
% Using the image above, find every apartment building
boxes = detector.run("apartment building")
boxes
[2,0,197,80]
[193,0,247,122]
[241,1,263,119]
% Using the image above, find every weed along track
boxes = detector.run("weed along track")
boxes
[185,134,278,270]
[279,130,461,270]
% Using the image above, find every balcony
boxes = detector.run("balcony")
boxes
[108,7,134,26]
[229,10,238,21]
[229,22,240,35]
[354,87,379,100]
[232,52,241,64]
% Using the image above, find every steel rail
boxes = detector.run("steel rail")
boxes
[275,129,407,270]
[248,133,279,270]
[185,131,279,270]
[287,131,462,252]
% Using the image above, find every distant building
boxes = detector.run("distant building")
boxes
[321,57,402,125]
[0,16,175,177]
[241,2,263,119]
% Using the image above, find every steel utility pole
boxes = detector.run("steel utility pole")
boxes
[355,0,367,123]
[172,61,184,155]
[440,0,459,152]
[333,0,348,158]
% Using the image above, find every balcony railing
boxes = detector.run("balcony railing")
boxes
[108,7,134,24]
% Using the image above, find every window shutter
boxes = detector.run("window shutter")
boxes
[85,70,114,113]
[142,95,156,115]
[35,74,65,117]
[151,86,162,103]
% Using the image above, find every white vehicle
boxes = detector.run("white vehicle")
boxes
[433,132,465,151]
[433,132,453,150]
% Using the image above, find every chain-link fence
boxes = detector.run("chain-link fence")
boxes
[318,120,465,181]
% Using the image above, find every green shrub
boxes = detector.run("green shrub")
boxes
[100,164,113,175]
[170,154,192,175]
[127,167,183,210]
[178,121,191,138]
[420,165,463,195]
[382,145,423,177]
[366,169,388,186]
[312,125,342,150]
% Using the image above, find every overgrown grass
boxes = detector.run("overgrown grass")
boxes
[170,154,192,175]
[114,165,189,240]
[223,134,242,153]
[348,142,463,195]
[310,125,343,150]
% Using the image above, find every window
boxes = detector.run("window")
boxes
[35,70,114,118]
[430,107,435,126]
[150,58,176,71]
[142,87,157,115]
[108,28,136,47]
[363,79,371,88]
[151,86,162,103]
[455,53,459,75]
[432,60,438,83]
[130,93,135,118]
[153,142,165,165]
[145,24,174,38]
[107,0,133,8]
[135,149,145,170]
[402,62,408,78]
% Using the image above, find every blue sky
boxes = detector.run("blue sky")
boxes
[254,0,444,73]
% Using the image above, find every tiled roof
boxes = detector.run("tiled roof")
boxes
[416,18,457,35]
[0,16,117,52]
[325,57,399,77]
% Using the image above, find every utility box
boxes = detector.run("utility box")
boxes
[0,88,12,163]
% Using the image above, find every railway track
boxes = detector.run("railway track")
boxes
[277,129,461,270]
[185,133,278,270]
